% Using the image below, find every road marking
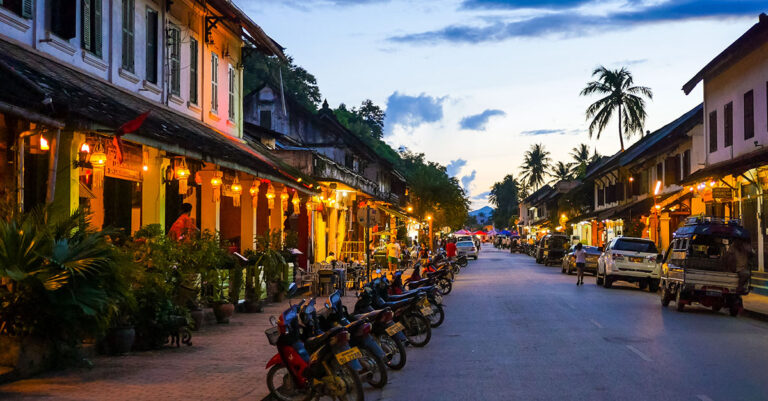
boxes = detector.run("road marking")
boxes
[590,319,603,328]
[696,395,713,401]
[626,345,652,362]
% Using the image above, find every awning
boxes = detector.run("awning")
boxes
[683,148,768,185]
[0,38,305,192]
[377,205,409,220]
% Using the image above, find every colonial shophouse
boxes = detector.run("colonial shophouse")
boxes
[0,0,315,258]
[682,13,768,274]
[244,85,409,265]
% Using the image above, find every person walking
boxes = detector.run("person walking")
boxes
[726,238,753,293]
[574,243,587,286]
[386,237,401,273]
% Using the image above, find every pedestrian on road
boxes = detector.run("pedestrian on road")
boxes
[387,237,401,273]
[574,243,587,285]
[726,238,753,293]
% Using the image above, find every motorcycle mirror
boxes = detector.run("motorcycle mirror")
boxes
[286,282,298,298]
[269,316,277,327]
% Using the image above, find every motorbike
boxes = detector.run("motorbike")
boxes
[264,298,364,401]
[356,285,432,347]
[408,263,453,296]
[388,272,445,328]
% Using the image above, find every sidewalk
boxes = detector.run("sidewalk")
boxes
[743,292,768,321]
[0,296,356,401]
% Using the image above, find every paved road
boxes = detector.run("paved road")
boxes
[369,246,768,401]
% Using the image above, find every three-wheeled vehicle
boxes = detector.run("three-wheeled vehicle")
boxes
[659,217,751,316]
[535,234,569,266]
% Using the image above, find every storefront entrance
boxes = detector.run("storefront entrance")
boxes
[103,177,141,236]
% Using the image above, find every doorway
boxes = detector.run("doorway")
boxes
[103,177,141,236]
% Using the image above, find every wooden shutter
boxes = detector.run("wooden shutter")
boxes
[81,0,91,52]
[145,10,158,84]
[93,0,102,56]
[122,0,134,72]
[744,90,754,140]
[665,157,675,186]
[724,102,733,147]
[21,0,33,18]
[709,111,717,152]
[189,39,198,104]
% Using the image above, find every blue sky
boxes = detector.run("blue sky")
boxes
[243,0,764,209]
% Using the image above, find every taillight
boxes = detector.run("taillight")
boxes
[360,322,372,335]
[612,253,624,261]
[380,310,394,322]
[330,330,350,346]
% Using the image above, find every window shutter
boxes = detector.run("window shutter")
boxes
[145,11,157,83]
[21,0,33,18]
[189,39,198,104]
[81,0,92,52]
[93,0,102,56]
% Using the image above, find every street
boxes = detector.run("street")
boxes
[2,246,768,401]
[370,246,768,401]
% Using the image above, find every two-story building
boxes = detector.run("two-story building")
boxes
[574,104,704,248]
[0,0,313,254]
[244,85,408,263]
[682,13,768,273]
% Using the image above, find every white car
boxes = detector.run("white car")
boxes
[596,237,661,292]
[456,241,478,259]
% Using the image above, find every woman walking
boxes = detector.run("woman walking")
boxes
[574,243,587,286]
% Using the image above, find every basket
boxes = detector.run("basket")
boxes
[265,326,280,345]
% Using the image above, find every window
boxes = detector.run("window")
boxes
[210,53,218,112]
[121,0,135,72]
[168,25,180,95]
[189,38,198,104]
[744,90,754,140]
[345,154,354,169]
[724,102,733,147]
[259,109,271,130]
[145,9,158,83]
[50,0,76,39]
[3,0,33,18]
[228,65,236,120]
[709,110,717,152]
[81,0,101,56]
[682,149,691,178]
[656,162,663,187]
[665,157,676,186]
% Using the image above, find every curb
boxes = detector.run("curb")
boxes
[742,308,768,323]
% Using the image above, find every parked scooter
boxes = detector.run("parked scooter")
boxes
[356,285,432,347]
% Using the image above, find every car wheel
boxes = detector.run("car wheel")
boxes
[603,274,612,289]
[596,270,604,286]
[638,280,648,290]
[660,284,672,307]
[675,287,685,312]
[648,280,659,293]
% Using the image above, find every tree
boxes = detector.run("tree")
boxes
[520,143,551,191]
[550,161,573,183]
[357,100,385,139]
[570,144,595,178]
[243,52,321,112]
[334,101,387,142]
[580,66,653,151]
[489,174,520,228]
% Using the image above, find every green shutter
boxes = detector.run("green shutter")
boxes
[122,0,134,72]
[81,0,92,52]
[21,0,33,18]
[189,39,198,104]
[93,0,102,57]
[145,10,157,83]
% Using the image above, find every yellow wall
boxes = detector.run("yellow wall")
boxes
[53,131,81,216]
[270,184,284,239]
[140,147,166,229]
[198,169,220,233]
[240,178,256,251]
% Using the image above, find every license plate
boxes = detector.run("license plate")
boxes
[706,290,722,296]
[420,306,433,316]
[420,298,430,308]
[335,347,362,365]
[385,322,405,336]
[629,257,644,263]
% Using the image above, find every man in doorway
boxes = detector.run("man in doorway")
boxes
[168,203,198,242]
[387,237,401,273]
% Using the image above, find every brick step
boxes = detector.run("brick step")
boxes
[0,366,16,384]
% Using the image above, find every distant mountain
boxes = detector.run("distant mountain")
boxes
[469,206,494,225]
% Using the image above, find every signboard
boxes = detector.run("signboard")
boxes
[105,140,142,182]
[356,207,379,227]
[712,187,733,201]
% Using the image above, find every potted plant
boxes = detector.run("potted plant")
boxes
[206,269,234,324]
[256,233,289,302]
[242,251,265,313]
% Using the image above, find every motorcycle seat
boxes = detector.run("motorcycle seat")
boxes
[407,278,432,287]
[380,298,413,309]
[305,326,344,351]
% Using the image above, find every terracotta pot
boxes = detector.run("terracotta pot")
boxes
[108,327,135,355]
[190,309,204,330]
[244,300,264,313]
[212,303,235,324]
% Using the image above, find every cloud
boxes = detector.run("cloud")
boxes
[613,58,648,66]
[461,170,477,192]
[385,92,446,132]
[520,128,582,136]
[459,109,506,131]
[472,191,491,200]
[391,0,764,44]
[461,0,589,10]
[446,159,468,177]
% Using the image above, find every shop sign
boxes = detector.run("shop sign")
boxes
[712,187,733,201]
[105,140,142,181]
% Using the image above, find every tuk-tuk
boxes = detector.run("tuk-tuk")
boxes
[659,216,751,316]
[535,234,569,266]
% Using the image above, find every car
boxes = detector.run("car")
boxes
[535,234,568,266]
[456,235,473,243]
[596,237,661,291]
[561,245,601,275]
[456,241,478,259]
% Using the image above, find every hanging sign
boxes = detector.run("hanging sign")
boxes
[105,140,142,181]
[712,187,733,201]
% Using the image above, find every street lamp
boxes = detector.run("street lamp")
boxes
[654,180,662,248]
[426,215,433,250]
[407,206,413,213]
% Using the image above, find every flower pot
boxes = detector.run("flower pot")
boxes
[212,303,235,324]
[190,309,204,331]
[244,299,264,313]
[107,327,135,355]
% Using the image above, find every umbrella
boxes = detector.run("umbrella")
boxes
[454,229,471,235]
[472,230,487,236]
[500,230,512,236]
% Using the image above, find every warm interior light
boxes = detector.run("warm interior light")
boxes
[407,206,413,212]
[142,165,149,172]
[709,181,716,187]
[655,204,661,210]
[629,177,634,182]
[90,142,107,166]
[297,177,302,183]
[231,181,242,194]
[39,136,50,151]
[80,142,91,153]
[211,177,222,187]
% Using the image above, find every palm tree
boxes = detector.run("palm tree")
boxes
[580,66,653,151]
[570,144,591,178]
[520,143,551,191]
[518,181,530,200]
[550,161,573,183]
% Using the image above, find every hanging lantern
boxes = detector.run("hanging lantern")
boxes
[175,158,190,194]
[211,171,222,203]
[39,136,50,151]
[292,194,300,209]
[231,176,242,207]
[280,190,289,210]
[266,184,276,209]
[142,151,149,172]
[91,140,106,189]
[249,183,259,208]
